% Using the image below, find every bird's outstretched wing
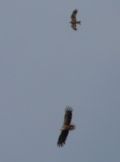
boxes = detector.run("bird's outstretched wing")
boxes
[57,130,69,147]
[64,107,72,125]
[71,9,78,20]
[71,23,77,30]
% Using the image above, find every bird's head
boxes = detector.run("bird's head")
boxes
[70,124,75,130]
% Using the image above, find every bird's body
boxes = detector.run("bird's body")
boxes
[57,106,75,147]
[70,9,81,30]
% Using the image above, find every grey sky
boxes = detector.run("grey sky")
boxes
[0,0,120,162]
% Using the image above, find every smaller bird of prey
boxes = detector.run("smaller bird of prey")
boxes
[57,106,75,147]
[70,9,81,30]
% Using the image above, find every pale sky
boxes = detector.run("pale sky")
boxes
[0,0,120,162]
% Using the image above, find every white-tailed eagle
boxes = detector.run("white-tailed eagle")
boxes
[57,106,75,147]
[70,9,81,30]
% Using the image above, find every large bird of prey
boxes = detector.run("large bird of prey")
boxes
[57,106,75,147]
[70,9,81,30]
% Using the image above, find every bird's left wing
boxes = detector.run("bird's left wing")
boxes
[71,9,78,19]
[64,107,73,125]
[71,23,77,30]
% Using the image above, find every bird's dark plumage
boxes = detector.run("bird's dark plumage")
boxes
[57,106,75,147]
[57,130,69,147]
[64,107,72,125]
[71,9,78,19]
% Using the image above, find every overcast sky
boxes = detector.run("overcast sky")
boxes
[0,0,120,162]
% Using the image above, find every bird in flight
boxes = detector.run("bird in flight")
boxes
[57,106,75,147]
[70,9,81,30]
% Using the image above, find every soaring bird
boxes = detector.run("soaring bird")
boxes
[70,9,81,30]
[57,106,75,147]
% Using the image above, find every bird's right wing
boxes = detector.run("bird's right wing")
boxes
[57,129,69,146]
